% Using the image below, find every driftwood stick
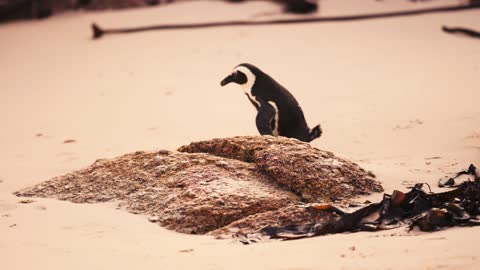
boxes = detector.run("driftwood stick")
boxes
[442,25,480,39]
[92,4,480,39]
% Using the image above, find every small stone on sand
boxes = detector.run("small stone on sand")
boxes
[19,199,35,204]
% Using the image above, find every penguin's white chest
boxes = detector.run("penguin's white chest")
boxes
[242,87,279,137]
[268,101,280,136]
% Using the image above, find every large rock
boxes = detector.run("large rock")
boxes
[209,205,336,238]
[179,136,382,202]
[15,150,297,234]
[15,136,383,236]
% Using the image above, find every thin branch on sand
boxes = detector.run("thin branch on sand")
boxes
[92,4,480,39]
[442,25,480,39]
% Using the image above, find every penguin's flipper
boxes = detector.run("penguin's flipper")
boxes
[246,95,260,110]
[255,101,276,135]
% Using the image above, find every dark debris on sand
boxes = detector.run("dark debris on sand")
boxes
[241,164,480,244]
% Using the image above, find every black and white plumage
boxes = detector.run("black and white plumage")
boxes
[220,63,322,142]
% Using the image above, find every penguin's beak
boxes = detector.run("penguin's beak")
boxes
[220,75,233,86]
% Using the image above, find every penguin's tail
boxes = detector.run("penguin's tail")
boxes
[308,124,322,142]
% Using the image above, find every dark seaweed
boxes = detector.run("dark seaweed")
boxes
[245,164,480,243]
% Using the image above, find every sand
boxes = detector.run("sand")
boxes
[1,0,479,269]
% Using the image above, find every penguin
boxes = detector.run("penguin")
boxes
[220,63,322,142]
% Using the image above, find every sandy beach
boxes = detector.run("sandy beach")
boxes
[1,0,479,269]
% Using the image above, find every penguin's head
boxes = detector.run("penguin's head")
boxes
[220,64,258,90]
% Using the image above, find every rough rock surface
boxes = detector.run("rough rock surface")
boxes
[210,205,338,238]
[15,136,383,236]
[179,136,383,202]
[15,150,297,234]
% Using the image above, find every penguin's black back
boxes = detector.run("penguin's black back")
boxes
[239,63,311,141]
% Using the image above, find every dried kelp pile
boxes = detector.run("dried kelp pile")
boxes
[14,136,382,236]
[241,165,480,244]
